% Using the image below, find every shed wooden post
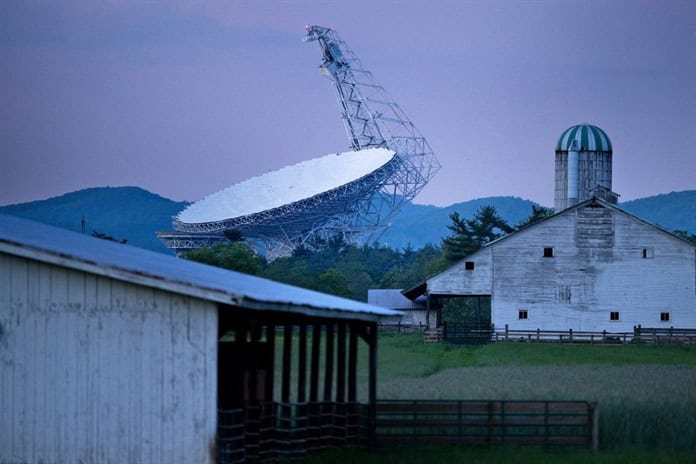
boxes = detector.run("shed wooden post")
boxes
[323,323,335,401]
[265,324,275,402]
[310,324,321,402]
[348,324,358,403]
[336,323,346,403]
[590,402,599,452]
[298,324,307,403]
[249,320,261,403]
[282,325,293,404]
[368,322,378,443]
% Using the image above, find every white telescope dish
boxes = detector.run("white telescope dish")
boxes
[173,148,397,243]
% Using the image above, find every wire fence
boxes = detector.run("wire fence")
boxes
[217,402,367,463]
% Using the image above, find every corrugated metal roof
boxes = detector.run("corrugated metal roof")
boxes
[367,289,425,310]
[0,214,400,321]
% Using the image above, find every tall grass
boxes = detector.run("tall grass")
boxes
[295,446,696,464]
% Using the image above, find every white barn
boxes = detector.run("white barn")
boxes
[408,199,696,332]
[0,214,397,463]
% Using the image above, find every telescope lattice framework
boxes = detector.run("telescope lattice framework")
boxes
[158,26,440,258]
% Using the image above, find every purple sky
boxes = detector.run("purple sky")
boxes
[2,0,695,208]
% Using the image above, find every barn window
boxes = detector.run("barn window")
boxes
[518,310,528,320]
[610,311,620,321]
[660,312,670,322]
[465,261,475,270]
[543,247,554,258]
[642,247,654,259]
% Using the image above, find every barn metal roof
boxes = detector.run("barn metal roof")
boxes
[0,214,400,321]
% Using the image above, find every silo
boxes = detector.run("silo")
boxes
[554,124,614,211]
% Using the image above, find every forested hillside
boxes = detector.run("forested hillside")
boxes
[1,187,693,255]
[0,187,188,254]
[620,191,696,234]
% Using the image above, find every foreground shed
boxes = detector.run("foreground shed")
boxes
[0,214,397,463]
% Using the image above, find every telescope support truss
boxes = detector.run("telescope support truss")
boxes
[159,26,440,258]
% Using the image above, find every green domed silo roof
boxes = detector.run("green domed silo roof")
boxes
[556,124,612,152]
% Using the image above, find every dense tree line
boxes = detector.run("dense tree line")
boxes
[185,237,444,301]
[184,204,555,301]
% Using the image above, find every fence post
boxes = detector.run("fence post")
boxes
[569,328,573,342]
[505,324,509,341]
[602,330,606,342]
[487,401,495,444]
[500,401,506,444]
[544,401,549,450]
[537,328,540,342]
[590,402,599,452]
[457,401,462,440]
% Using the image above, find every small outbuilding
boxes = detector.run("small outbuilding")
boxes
[367,289,427,326]
[0,214,398,463]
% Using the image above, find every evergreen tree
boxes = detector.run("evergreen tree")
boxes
[442,206,513,262]
[516,204,554,229]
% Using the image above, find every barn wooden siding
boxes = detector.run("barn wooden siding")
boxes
[0,252,218,464]
[427,203,696,332]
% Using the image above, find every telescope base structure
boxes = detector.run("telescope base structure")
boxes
[156,231,228,257]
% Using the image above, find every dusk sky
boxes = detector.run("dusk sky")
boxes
[2,0,695,208]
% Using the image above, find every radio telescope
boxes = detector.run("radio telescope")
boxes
[158,25,440,258]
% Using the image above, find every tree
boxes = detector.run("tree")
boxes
[672,229,696,245]
[315,268,353,298]
[442,206,513,261]
[516,205,554,229]
[441,212,478,261]
[223,229,244,242]
[262,256,313,288]
[185,242,265,275]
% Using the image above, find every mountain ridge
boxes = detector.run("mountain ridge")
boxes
[1,187,693,254]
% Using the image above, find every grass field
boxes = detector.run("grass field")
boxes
[276,333,696,459]
[295,445,696,464]
[373,335,696,451]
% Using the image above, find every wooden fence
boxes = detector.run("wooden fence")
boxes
[633,326,696,344]
[375,400,598,450]
[491,325,633,344]
[378,322,427,334]
[437,323,696,345]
